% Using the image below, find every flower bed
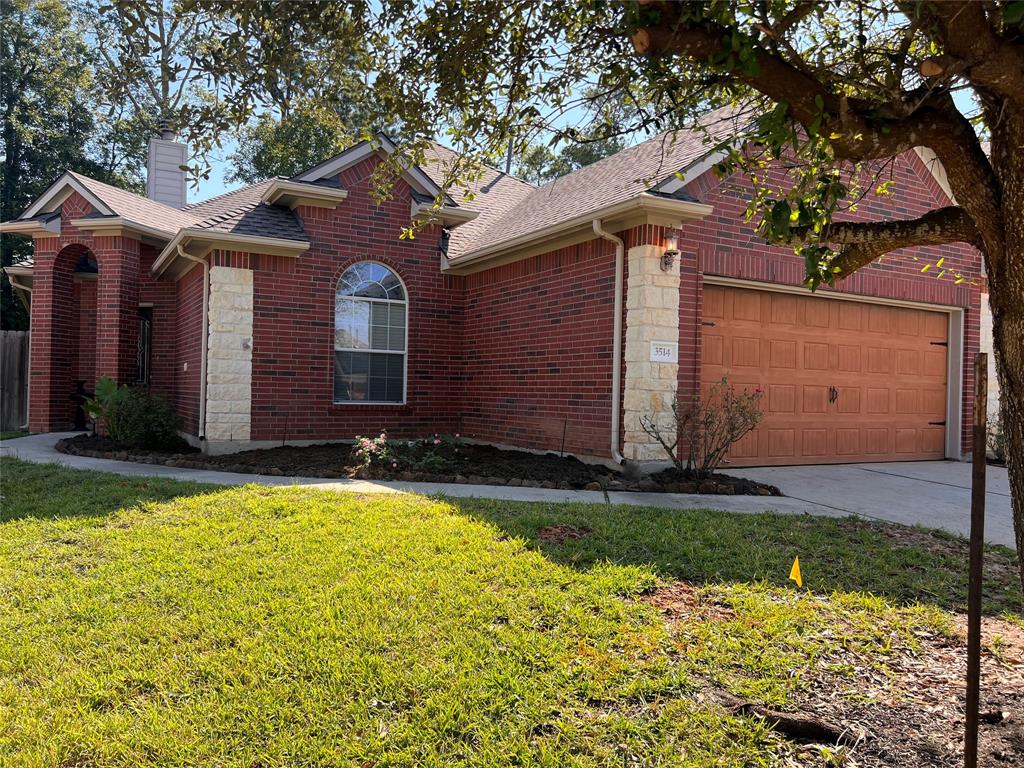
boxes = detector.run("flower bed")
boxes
[55,433,781,495]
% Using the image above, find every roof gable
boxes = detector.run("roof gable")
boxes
[294,133,453,204]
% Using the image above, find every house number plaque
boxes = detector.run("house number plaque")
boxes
[649,341,678,364]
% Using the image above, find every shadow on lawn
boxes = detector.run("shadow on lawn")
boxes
[0,458,217,523]
[452,497,1024,616]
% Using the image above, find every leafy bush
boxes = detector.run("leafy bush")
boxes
[641,378,764,479]
[351,431,464,476]
[352,432,396,472]
[85,377,184,450]
[987,414,1007,462]
[84,376,126,435]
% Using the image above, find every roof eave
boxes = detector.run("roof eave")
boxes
[70,216,175,244]
[410,201,479,228]
[152,228,311,280]
[20,171,115,219]
[0,218,60,237]
[260,180,349,210]
[444,194,713,275]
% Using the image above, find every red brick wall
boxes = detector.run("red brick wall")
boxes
[73,279,97,389]
[139,244,178,399]
[248,155,464,442]
[461,240,618,457]
[173,264,204,435]
[679,149,984,455]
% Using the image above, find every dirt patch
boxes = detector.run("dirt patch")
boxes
[55,434,781,496]
[640,581,735,622]
[649,580,1024,767]
[537,525,592,544]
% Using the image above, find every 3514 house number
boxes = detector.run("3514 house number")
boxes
[649,341,678,364]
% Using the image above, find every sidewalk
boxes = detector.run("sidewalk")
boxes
[2,432,847,517]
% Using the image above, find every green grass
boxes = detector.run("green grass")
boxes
[0,458,1020,767]
[0,431,28,441]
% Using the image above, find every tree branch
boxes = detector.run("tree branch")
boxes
[907,1,1024,107]
[629,2,1005,273]
[788,206,981,280]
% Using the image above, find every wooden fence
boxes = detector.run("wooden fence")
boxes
[1,330,29,431]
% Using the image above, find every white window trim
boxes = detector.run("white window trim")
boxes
[333,262,409,406]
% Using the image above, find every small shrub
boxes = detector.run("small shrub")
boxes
[352,432,394,472]
[987,414,1007,462]
[85,378,184,450]
[84,376,126,435]
[107,387,184,450]
[351,431,464,476]
[641,378,764,479]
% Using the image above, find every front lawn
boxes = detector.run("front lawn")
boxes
[0,431,28,441]
[1,458,1021,767]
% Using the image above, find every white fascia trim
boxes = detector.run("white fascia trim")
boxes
[4,264,33,279]
[260,179,349,209]
[70,216,174,241]
[22,172,115,219]
[651,147,732,195]
[410,200,479,227]
[447,193,714,270]
[0,218,60,236]
[702,274,966,460]
[294,134,450,203]
[152,228,311,279]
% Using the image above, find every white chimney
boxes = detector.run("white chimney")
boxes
[146,129,188,208]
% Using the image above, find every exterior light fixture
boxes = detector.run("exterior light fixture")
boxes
[661,228,681,271]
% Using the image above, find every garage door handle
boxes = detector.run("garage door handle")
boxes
[828,385,838,404]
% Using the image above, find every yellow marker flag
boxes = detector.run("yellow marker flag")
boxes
[789,556,803,588]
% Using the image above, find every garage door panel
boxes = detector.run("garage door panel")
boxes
[702,284,948,467]
[770,339,797,368]
[801,429,828,457]
[923,350,947,378]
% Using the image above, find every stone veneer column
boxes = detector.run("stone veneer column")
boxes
[622,244,681,462]
[205,266,253,442]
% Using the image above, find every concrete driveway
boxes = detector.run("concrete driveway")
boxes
[731,461,1016,549]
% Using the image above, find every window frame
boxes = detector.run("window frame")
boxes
[333,261,409,406]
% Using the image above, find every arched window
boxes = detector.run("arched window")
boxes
[334,262,407,403]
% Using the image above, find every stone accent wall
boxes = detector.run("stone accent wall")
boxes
[980,293,999,417]
[623,243,680,462]
[205,266,253,441]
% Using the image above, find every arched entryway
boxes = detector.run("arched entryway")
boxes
[32,243,100,429]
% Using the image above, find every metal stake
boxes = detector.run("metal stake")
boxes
[964,352,987,768]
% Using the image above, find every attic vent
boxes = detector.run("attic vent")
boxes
[146,134,188,209]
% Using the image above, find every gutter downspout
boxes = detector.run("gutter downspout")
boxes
[10,276,32,431]
[592,219,625,465]
[177,245,209,442]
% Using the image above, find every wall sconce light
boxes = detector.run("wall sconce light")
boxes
[661,228,680,271]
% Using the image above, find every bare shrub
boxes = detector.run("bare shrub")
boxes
[640,378,764,479]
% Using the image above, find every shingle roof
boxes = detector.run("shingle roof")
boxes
[441,108,744,260]
[15,107,744,267]
[420,142,537,259]
[185,177,306,241]
[52,172,307,243]
[64,171,198,234]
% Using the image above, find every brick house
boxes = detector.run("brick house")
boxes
[1,118,982,467]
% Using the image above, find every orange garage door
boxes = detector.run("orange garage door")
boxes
[702,284,949,466]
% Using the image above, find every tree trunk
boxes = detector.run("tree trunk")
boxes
[990,292,1024,592]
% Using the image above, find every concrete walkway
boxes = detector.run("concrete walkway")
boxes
[1,432,1015,548]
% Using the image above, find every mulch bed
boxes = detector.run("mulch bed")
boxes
[645,581,1024,767]
[55,433,781,496]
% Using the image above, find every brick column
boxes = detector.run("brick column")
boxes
[27,238,75,431]
[622,242,682,462]
[94,235,140,384]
